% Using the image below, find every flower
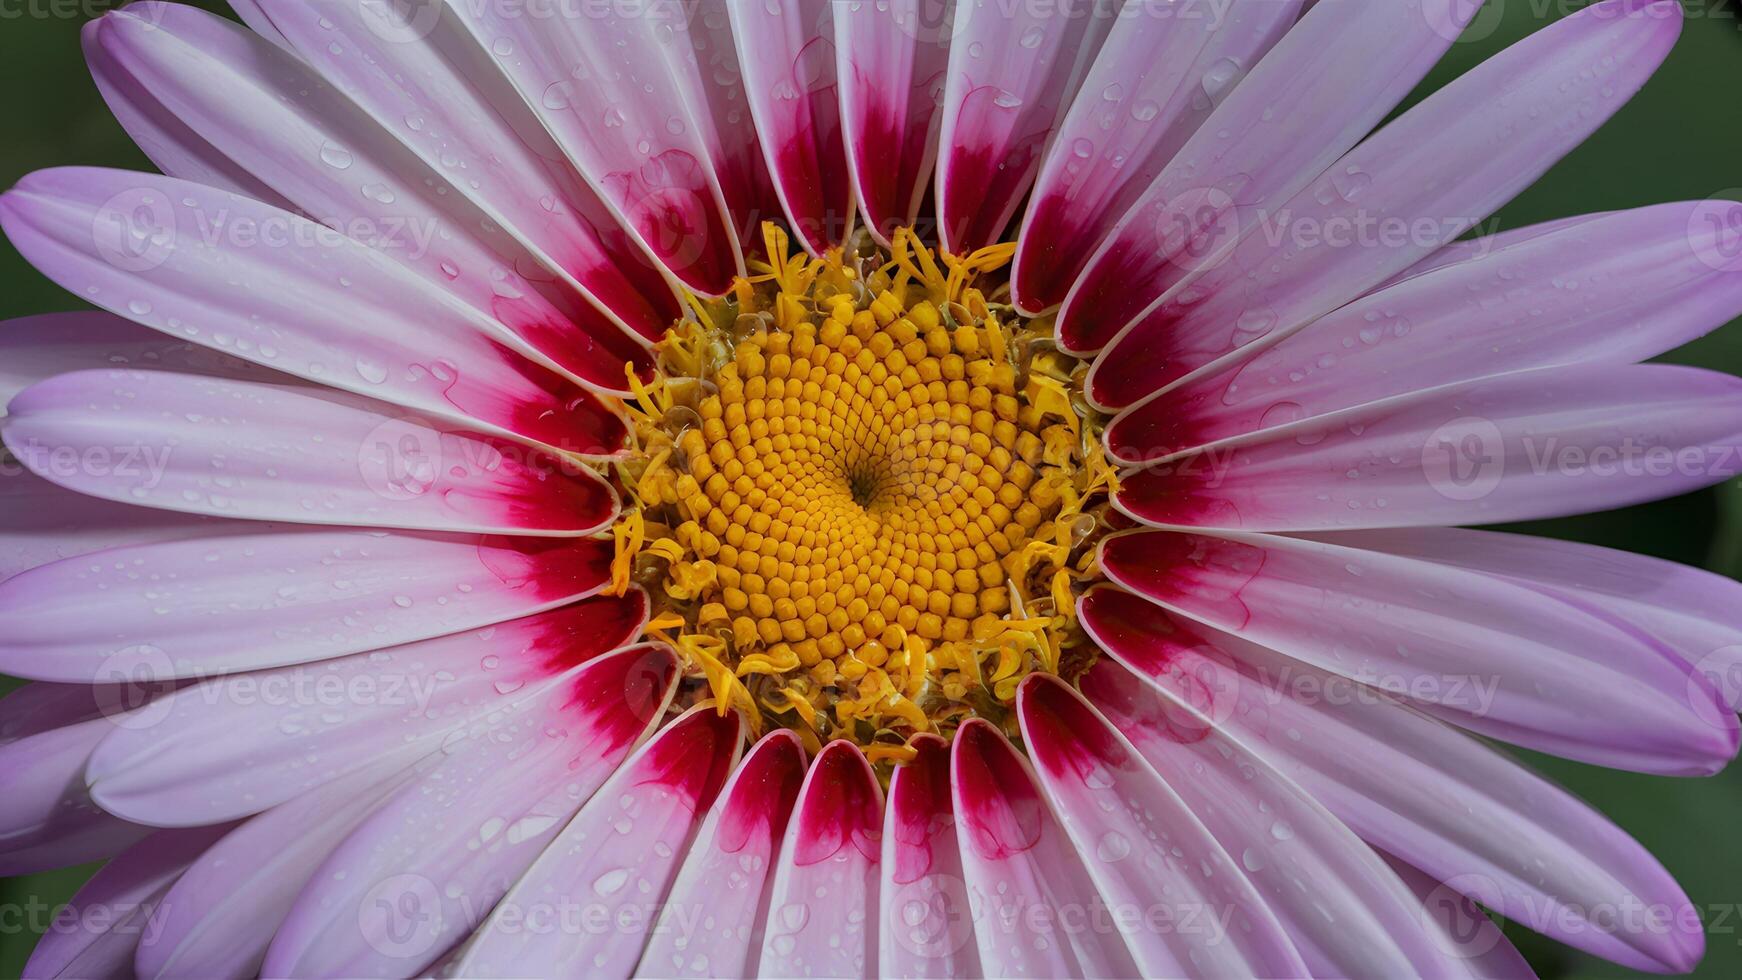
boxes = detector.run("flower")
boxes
[1,0,1739,976]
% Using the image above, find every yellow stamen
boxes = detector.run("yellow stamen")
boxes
[607,223,1118,752]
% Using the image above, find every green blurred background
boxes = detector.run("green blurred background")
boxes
[3,0,1742,976]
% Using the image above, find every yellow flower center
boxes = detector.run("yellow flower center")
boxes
[611,225,1120,760]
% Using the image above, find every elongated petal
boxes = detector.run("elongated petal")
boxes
[730,0,853,255]
[224,0,289,48]
[879,733,980,979]
[1326,526,1742,714]
[1116,364,1742,532]
[758,740,883,978]
[1012,0,1302,312]
[1,311,280,410]
[1079,587,1706,972]
[250,0,685,341]
[837,0,953,244]
[1086,0,1681,406]
[0,169,626,456]
[85,4,655,392]
[1099,530,1737,773]
[1381,212,1615,289]
[86,594,646,826]
[1018,675,1309,977]
[1079,661,1489,978]
[935,0,1118,253]
[454,706,745,975]
[0,529,613,681]
[637,730,807,979]
[23,825,232,980]
[666,0,784,252]
[950,718,1138,978]
[1110,202,1742,457]
[134,759,423,979]
[0,468,237,585]
[1056,0,1481,354]
[0,687,152,875]
[455,2,742,293]
[1383,854,1537,979]
[262,644,679,978]
[7,370,619,534]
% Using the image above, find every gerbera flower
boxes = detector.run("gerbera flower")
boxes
[2,0,1739,976]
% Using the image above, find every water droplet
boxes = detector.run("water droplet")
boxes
[319,141,354,170]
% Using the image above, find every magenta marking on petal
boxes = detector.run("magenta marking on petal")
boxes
[556,643,679,754]
[887,734,952,886]
[1100,532,1264,629]
[529,591,649,676]
[602,149,738,296]
[488,294,655,391]
[792,740,883,866]
[1016,673,1134,782]
[474,535,613,597]
[717,730,807,855]
[632,707,744,815]
[937,96,1049,251]
[950,720,1044,861]
[1063,238,1180,356]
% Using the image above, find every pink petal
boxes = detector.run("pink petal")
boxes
[729,0,853,255]
[837,0,953,245]
[1114,364,1742,531]
[0,529,614,681]
[0,684,152,876]
[1332,526,1742,715]
[1017,674,1310,977]
[1,311,282,409]
[878,733,980,979]
[1079,661,1493,977]
[949,718,1138,978]
[934,0,1118,253]
[22,825,233,980]
[262,643,679,978]
[223,0,291,49]
[247,0,685,341]
[1380,211,1616,290]
[1110,202,1742,458]
[637,729,807,978]
[1012,0,1303,313]
[758,739,883,978]
[665,0,785,255]
[85,594,648,826]
[134,759,422,979]
[6,370,619,533]
[0,467,236,585]
[1381,854,1537,980]
[454,706,746,975]
[454,2,743,294]
[1085,0,1682,407]
[1099,530,1738,773]
[1056,0,1482,354]
[85,4,657,392]
[1080,587,1705,972]
[0,169,627,456]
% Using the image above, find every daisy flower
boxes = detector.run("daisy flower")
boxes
[3,0,1741,977]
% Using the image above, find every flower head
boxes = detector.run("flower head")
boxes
[1,0,1739,977]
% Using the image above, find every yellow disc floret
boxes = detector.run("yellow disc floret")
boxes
[611,225,1118,758]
